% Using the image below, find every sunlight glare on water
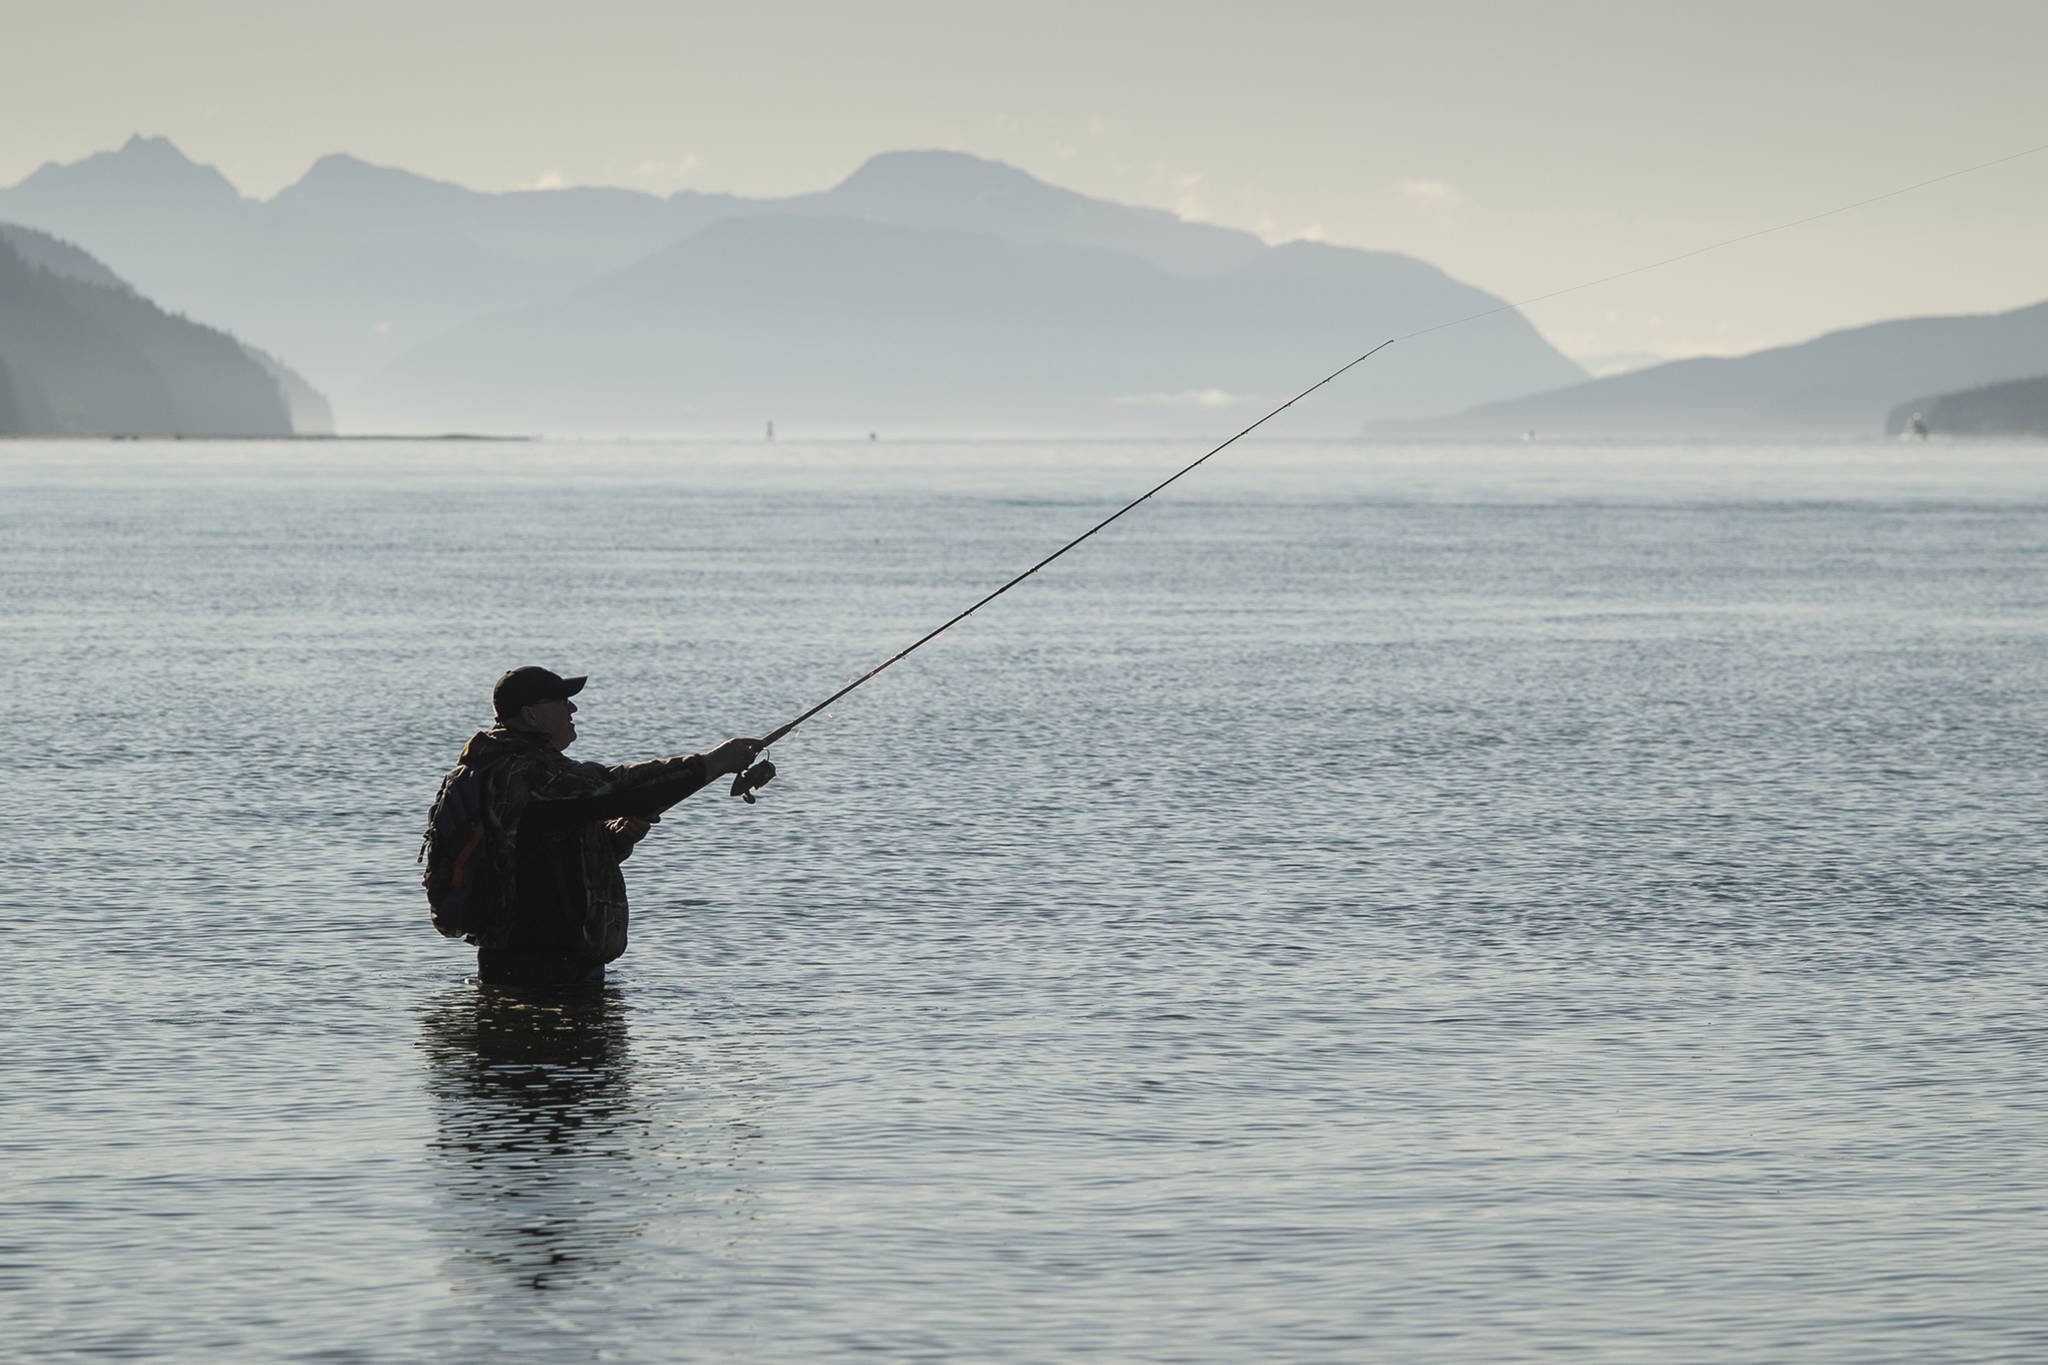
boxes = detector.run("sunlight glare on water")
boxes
[4,436,2046,1361]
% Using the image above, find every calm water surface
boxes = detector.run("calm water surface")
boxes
[4,436,2046,1361]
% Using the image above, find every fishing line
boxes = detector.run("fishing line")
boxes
[727,135,2048,796]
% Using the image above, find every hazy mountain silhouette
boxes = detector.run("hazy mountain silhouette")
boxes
[0,223,300,436]
[1399,298,2048,435]
[0,138,628,395]
[9,133,246,222]
[358,213,1583,434]
[0,137,1586,431]
[780,149,1268,275]
[1887,374,2048,436]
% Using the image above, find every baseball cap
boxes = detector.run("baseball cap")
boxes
[492,666,587,719]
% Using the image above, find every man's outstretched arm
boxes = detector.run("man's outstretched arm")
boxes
[524,738,761,829]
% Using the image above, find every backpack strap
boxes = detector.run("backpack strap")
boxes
[450,823,487,891]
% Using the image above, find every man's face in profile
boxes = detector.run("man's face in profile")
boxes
[520,696,578,751]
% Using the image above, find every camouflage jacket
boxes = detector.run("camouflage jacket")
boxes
[453,726,712,962]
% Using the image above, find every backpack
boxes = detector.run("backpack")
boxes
[419,762,505,939]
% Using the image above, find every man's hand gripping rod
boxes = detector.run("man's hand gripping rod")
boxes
[727,338,1398,803]
[729,752,778,803]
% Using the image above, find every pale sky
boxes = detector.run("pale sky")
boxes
[8,0,2046,364]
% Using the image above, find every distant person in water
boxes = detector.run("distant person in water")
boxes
[434,666,759,987]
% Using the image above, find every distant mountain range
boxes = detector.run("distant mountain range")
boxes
[0,222,328,436]
[365,213,1582,435]
[0,137,1586,434]
[10,136,2044,438]
[1390,298,2048,436]
[1888,374,2048,436]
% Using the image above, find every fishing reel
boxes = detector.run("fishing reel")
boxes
[730,756,777,804]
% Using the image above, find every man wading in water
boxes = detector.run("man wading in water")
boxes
[427,666,760,986]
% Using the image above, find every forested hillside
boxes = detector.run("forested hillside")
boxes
[0,225,304,436]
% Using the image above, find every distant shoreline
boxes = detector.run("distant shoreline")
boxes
[0,432,532,442]
[5,431,2047,445]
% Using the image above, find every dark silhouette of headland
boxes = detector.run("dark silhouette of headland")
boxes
[1381,299,2048,437]
[1887,374,2048,437]
[0,222,329,436]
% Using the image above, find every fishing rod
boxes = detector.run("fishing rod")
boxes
[726,135,2048,803]
[726,337,1395,801]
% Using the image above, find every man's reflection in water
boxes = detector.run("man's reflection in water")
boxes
[417,983,643,1297]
